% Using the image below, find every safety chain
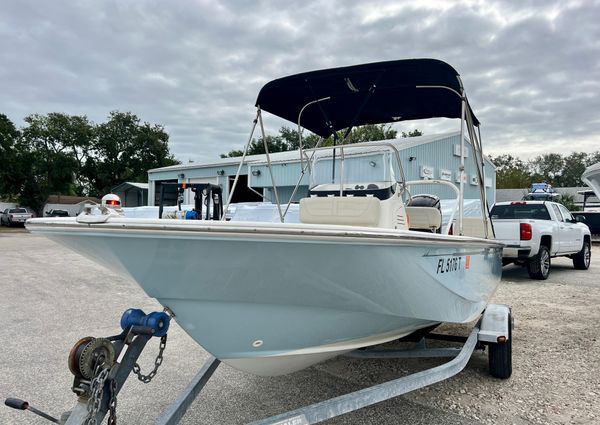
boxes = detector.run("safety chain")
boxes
[132,334,168,383]
[107,377,118,425]
[84,365,117,425]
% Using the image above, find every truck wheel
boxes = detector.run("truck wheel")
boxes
[527,245,550,280]
[489,313,512,379]
[573,241,591,270]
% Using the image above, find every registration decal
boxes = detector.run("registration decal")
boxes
[436,255,470,274]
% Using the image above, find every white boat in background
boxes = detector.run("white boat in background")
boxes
[582,162,600,212]
[576,162,600,235]
[27,59,504,376]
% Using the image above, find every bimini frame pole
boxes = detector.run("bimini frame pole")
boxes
[458,89,466,236]
[416,83,467,236]
[257,108,284,223]
[222,110,259,220]
[282,136,324,219]
[297,97,330,170]
[465,110,491,238]
[280,97,332,219]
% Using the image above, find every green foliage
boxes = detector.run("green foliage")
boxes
[331,124,398,145]
[491,151,600,189]
[529,153,564,186]
[490,154,533,189]
[221,124,412,158]
[0,111,179,213]
[220,134,293,158]
[0,114,22,199]
[557,193,578,211]
[402,129,423,138]
[557,152,589,187]
[85,111,178,196]
[21,113,95,199]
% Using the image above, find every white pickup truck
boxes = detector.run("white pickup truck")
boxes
[490,201,591,279]
[0,208,33,227]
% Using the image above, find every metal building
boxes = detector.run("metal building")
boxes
[111,182,149,207]
[147,131,496,206]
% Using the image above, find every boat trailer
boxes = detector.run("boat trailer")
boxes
[5,304,512,424]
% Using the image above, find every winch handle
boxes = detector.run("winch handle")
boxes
[5,398,28,410]
[4,398,59,423]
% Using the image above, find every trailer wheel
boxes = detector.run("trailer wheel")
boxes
[573,241,591,270]
[527,245,550,280]
[489,313,512,379]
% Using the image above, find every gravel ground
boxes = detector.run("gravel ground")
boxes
[1,233,599,424]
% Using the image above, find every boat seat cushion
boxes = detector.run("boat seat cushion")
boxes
[460,217,494,238]
[405,206,441,231]
[300,196,380,227]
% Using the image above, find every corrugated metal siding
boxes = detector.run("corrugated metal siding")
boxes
[249,163,310,187]
[149,164,241,181]
[149,134,496,205]
[393,135,495,204]
[264,186,310,203]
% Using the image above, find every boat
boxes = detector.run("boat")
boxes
[582,162,600,211]
[26,59,504,376]
[575,162,600,234]
[523,182,560,201]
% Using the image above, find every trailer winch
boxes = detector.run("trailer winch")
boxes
[5,308,171,425]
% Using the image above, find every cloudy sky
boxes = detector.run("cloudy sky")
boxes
[1,0,599,162]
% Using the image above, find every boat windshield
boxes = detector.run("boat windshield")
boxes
[308,145,397,191]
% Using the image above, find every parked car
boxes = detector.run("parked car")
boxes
[1,208,33,227]
[491,201,591,279]
[45,209,70,217]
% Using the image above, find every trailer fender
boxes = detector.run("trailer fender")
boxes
[478,304,512,343]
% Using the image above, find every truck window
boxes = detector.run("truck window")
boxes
[557,204,573,221]
[490,204,551,220]
[551,204,563,221]
[9,208,27,213]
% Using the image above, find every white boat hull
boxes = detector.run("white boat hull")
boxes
[582,162,600,199]
[27,218,503,375]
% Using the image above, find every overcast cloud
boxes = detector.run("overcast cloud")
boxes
[1,0,599,162]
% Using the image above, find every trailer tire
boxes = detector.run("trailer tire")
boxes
[573,240,591,270]
[527,245,550,280]
[489,313,512,379]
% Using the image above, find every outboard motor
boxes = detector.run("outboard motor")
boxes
[406,194,442,233]
[407,194,440,209]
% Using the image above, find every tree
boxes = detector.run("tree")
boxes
[587,151,600,166]
[561,152,589,187]
[277,126,321,150]
[221,124,408,158]
[220,134,291,158]
[84,111,179,196]
[529,153,565,186]
[0,114,21,199]
[334,124,398,145]
[490,155,533,189]
[21,113,95,197]
[402,129,423,138]
[2,111,179,212]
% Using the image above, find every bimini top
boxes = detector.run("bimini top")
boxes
[256,58,479,138]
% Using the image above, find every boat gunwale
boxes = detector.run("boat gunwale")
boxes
[26,218,505,248]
